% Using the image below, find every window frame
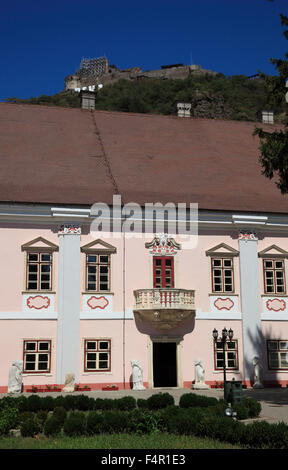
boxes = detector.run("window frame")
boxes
[214,339,239,371]
[263,258,286,295]
[85,253,111,292]
[153,256,175,289]
[267,340,288,370]
[23,339,52,374]
[25,251,53,292]
[211,257,235,294]
[84,339,111,372]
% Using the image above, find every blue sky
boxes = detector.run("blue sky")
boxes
[1,0,288,99]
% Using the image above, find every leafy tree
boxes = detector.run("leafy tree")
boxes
[254,13,288,193]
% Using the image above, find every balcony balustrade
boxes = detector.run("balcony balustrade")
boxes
[133,288,195,330]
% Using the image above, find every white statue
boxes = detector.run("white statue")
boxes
[62,373,75,392]
[253,356,264,389]
[131,359,146,390]
[8,360,23,394]
[192,358,210,390]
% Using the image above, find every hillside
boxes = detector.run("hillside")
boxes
[5,73,286,122]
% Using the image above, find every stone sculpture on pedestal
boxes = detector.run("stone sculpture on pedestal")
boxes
[192,358,210,389]
[131,359,146,390]
[62,373,75,392]
[253,356,264,389]
[8,360,23,394]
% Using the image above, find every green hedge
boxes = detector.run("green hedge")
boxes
[1,396,286,448]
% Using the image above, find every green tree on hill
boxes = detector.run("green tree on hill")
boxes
[254,13,288,193]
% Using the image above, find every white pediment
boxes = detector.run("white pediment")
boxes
[258,245,288,258]
[81,239,117,253]
[21,237,58,252]
[205,243,239,257]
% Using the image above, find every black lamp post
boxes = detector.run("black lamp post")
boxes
[213,327,234,401]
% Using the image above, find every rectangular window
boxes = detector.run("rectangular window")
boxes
[214,340,238,370]
[26,252,52,291]
[263,259,286,294]
[23,340,51,373]
[153,257,174,288]
[211,258,234,293]
[84,339,111,372]
[267,340,288,369]
[86,254,110,291]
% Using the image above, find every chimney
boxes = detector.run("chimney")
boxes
[262,110,274,124]
[81,90,96,110]
[177,102,191,117]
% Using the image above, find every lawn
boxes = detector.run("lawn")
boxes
[0,432,241,449]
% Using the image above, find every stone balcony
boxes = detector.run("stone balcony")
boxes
[133,288,195,331]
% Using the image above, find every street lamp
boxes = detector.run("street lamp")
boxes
[212,327,234,401]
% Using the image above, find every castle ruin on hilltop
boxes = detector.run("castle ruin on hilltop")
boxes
[65,57,218,91]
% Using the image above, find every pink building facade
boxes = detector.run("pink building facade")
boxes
[1,103,288,392]
[1,205,288,392]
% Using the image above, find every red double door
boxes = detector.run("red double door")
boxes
[153,256,174,288]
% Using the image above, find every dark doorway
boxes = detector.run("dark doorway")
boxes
[153,342,177,387]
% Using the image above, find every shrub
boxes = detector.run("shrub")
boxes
[74,394,92,411]
[19,411,34,424]
[0,396,18,410]
[242,397,262,418]
[0,407,19,435]
[62,395,78,411]
[15,395,28,412]
[127,409,163,434]
[232,403,249,420]
[146,393,174,410]
[243,421,288,449]
[54,395,65,409]
[100,410,129,434]
[165,407,206,435]
[197,415,244,444]
[52,406,67,425]
[179,393,218,408]
[86,411,104,435]
[36,410,48,430]
[20,416,40,437]
[44,415,63,437]
[116,396,136,411]
[137,398,148,409]
[26,394,42,412]
[63,411,87,437]
[40,396,55,411]
[94,398,117,410]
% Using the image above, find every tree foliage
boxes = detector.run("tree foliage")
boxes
[5,73,284,123]
[254,13,288,193]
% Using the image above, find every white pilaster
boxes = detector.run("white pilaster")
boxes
[56,224,81,384]
[238,230,262,382]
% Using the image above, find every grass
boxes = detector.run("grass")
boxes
[0,433,241,449]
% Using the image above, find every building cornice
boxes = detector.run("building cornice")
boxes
[0,203,288,233]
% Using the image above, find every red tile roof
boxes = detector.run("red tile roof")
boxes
[0,102,287,213]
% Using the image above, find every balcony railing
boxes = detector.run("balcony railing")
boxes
[134,288,195,311]
[133,288,195,330]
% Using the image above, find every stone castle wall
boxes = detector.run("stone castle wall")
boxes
[65,62,218,91]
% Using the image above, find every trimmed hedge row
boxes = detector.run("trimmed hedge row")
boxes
[14,406,288,448]
[0,392,261,417]
[0,393,175,413]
